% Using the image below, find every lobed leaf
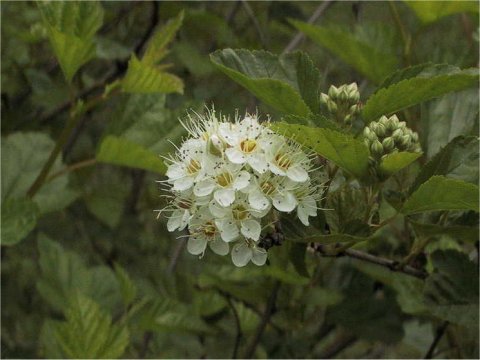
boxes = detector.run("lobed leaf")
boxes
[363,64,479,122]
[402,176,479,214]
[271,122,370,178]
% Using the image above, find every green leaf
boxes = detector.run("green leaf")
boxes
[210,49,316,116]
[410,136,479,194]
[1,197,38,246]
[38,1,104,82]
[143,11,184,65]
[52,294,129,358]
[363,65,479,122]
[114,263,137,307]
[410,221,479,244]
[96,136,167,174]
[405,1,479,25]
[271,122,370,178]
[122,55,183,94]
[36,235,120,312]
[1,132,78,214]
[402,176,479,214]
[378,152,422,177]
[424,250,479,328]
[290,20,398,83]
[288,242,310,278]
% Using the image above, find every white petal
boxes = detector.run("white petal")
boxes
[219,124,238,146]
[231,243,252,267]
[248,189,270,211]
[286,165,309,182]
[166,163,185,180]
[298,196,317,226]
[173,176,194,191]
[225,147,247,164]
[272,191,297,212]
[248,153,268,174]
[240,219,262,241]
[187,236,207,255]
[167,210,183,232]
[209,238,229,256]
[251,247,268,266]
[269,163,286,176]
[215,219,240,242]
[214,188,236,207]
[193,179,216,197]
[233,171,251,190]
[209,199,230,218]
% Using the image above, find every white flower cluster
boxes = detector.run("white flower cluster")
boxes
[158,111,321,267]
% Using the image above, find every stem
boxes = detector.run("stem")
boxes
[27,111,81,198]
[317,332,357,359]
[424,321,449,359]
[389,1,411,66]
[243,281,281,358]
[225,296,243,359]
[46,158,96,182]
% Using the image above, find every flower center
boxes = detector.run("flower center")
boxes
[216,172,234,187]
[275,153,292,170]
[232,205,248,221]
[240,139,257,153]
[261,181,275,195]
[186,159,201,174]
[203,221,217,237]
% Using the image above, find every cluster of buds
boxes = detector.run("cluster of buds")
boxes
[157,111,322,267]
[320,83,361,125]
[363,114,421,161]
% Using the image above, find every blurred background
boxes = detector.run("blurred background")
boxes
[1,1,478,358]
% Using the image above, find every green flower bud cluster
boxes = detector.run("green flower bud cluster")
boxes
[320,83,361,125]
[363,115,421,160]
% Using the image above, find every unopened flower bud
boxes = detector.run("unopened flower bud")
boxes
[320,93,329,105]
[392,128,403,142]
[328,85,339,99]
[350,104,360,115]
[375,123,386,137]
[382,137,395,152]
[338,89,349,102]
[371,140,384,157]
[327,99,337,113]
[411,132,419,143]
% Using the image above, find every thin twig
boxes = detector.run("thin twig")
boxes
[243,281,281,359]
[315,246,427,279]
[166,238,187,274]
[139,331,153,358]
[317,332,357,359]
[46,158,96,182]
[282,1,334,54]
[241,1,267,47]
[424,321,449,359]
[225,296,243,359]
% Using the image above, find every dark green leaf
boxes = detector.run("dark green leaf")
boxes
[363,65,479,122]
[271,122,370,178]
[288,242,310,278]
[210,49,316,116]
[1,197,38,246]
[290,20,398,83]
[410,221,479,244]
[402,176,479,214]
[114,263,137,307]
[410,136,479,194]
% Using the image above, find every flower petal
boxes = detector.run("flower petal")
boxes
[166,163,185,180]
[248,153,268,174]
[194,179,216,197]
[233,170,251,190]
[214,188,236,207]
[215,219,240,242]
[225,147,247,164]
[187,236,207,255]
[248,189,270,211]
[209,238,229,256]
[231,242,252,267]
[286,165,309,182]
[167,210,183,232]
[173,176,194,191]
[272,191,297,212]
[240,219,262,241]
[251,247,268,266]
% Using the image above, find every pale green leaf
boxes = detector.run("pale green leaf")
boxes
[143,10,184,65]
[363,65,479,121]
[210,49,316,116]
[402,176,479,214]
[379,152,422,177]
[1,132,78,214]
[114,263,137,307]
[1,197,38,246]
[405,1,479,25]
[52,294,129,358]
[291,20,398,83]
[38,1,104,82]
[122,55,183,94]
[96,135,167,174]
[271,122,370,178]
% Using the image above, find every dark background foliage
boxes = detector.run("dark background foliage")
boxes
[1,1,479,359]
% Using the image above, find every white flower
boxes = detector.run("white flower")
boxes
[186,207,229,256]
[247,173,297,213]
[220,116,269,174]
[289,180,322,226]
[231,240,267,267]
